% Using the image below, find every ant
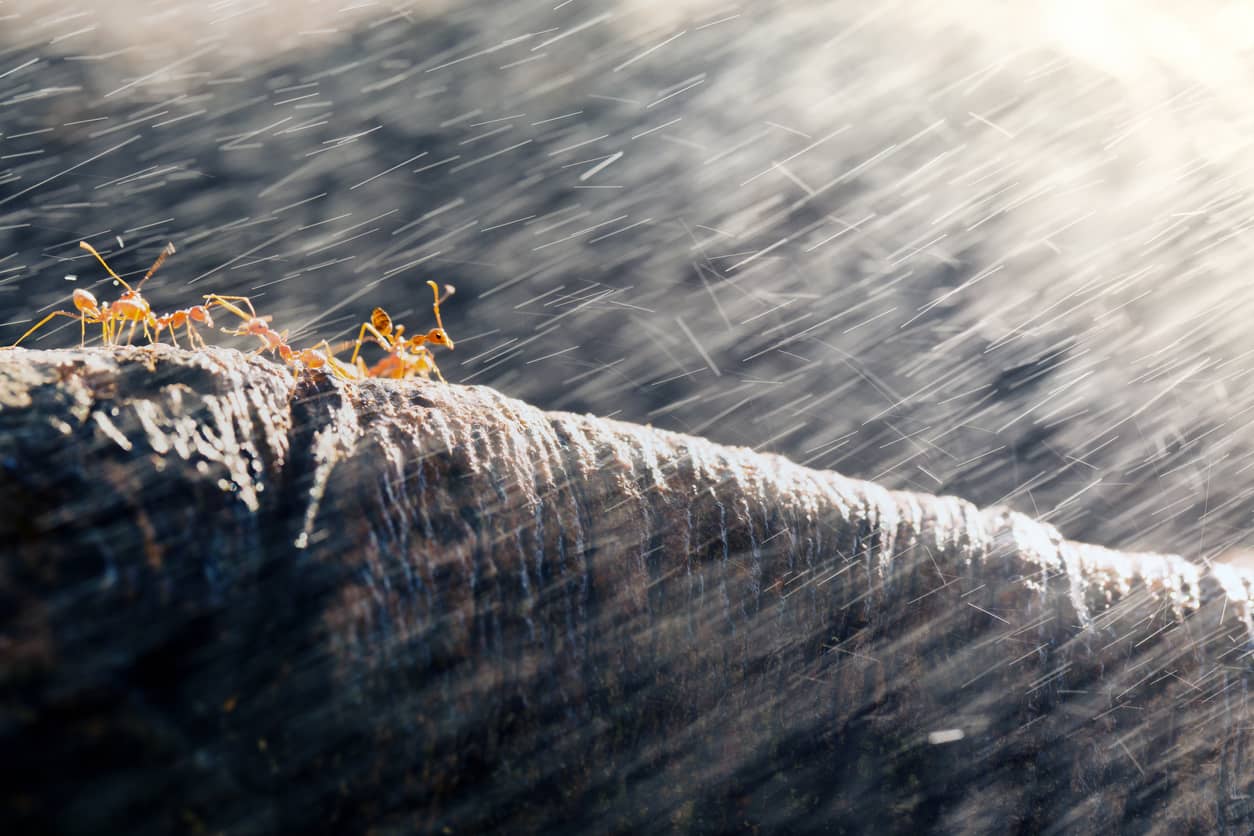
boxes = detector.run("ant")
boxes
[348,280,455,381]
[153,304,216,349]
[10,241,174,348]
[203,294,363,379]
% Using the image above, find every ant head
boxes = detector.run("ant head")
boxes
[296,349,325,368]
[229,317,269,336]
[190,306,214,327]
[421,328,453,350]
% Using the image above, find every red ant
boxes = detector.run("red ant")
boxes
[348,280,455,381]
[203,294,363,379]
[10,241,174,347]
[153,304,216,349]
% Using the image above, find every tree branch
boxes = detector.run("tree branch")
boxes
[2,346,1252,833]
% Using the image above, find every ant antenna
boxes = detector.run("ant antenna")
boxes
[138,242,176,290]
[427,280,450,332]
[80,241,133,291]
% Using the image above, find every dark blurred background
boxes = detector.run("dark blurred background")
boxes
[3,0,1253,559]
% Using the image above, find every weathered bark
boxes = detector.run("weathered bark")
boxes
[2,345,1252,834]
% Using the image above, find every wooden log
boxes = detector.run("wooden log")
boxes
[2,345,1252,834]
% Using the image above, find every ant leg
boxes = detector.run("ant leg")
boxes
[10,310,88,347]
[202,295,248,325]
[349,321,372,365]
[311,340,360,381]
[349,321,392,365]
[408,348,445,383]
[203,294,258,322]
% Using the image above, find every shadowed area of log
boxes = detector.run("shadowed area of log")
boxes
[1,345,1252,834]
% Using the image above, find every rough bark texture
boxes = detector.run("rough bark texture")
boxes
[2,346,1252,834]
